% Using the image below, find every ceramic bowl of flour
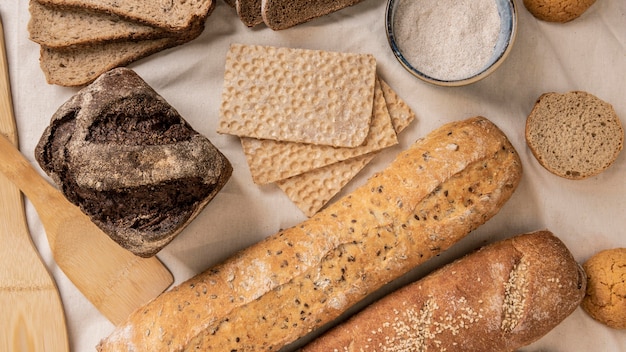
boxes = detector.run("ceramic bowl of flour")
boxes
[386,0,517,86]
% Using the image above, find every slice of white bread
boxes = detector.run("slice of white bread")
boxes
[39,24,203,87]
[28,0,168,48]
[525,91,623,179]
[236,0,263,27]
[35,0,216,32]
[261,0,364,30]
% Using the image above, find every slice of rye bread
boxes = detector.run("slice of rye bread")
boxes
[525,91,624,180]
[34,0,216,32]
[28,0,170,48]
[236,0,263,27]
[261,0,364,30]
[39,23,204,87]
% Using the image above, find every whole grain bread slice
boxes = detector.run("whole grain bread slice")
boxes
[35,0,216,32]
[261,0,364,30]
[28,0,169,48]
[236,0,263,27]
[39,23,204,87]
[525,91,624,179]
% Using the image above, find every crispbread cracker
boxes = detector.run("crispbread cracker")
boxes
[277,154,376,217]
[218,43,377,147]
[242,78,397,185]
[277,80,416,216]
[380,79,415,132]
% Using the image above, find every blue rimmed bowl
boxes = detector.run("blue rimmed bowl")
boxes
[385,0,517,87]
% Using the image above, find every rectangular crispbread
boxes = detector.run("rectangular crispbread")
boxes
[276,79,416,216]
[217,43,377,147]
[241,77,397,184]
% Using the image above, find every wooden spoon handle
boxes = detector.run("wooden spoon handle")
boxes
[0,13,16,145]
[0,134,67,228]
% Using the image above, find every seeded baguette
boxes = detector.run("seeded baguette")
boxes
[97,116,522,351]
[302,230,586,352]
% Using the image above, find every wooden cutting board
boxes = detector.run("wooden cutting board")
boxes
[0,15,69,351]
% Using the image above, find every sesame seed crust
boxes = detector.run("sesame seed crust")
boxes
[302,231,586,352]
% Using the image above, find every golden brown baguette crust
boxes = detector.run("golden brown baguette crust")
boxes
[97,116,522,351]
[302,230,586,351]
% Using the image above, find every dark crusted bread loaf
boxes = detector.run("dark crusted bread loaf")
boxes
[302,230,587,351]
[35,68,232,257]
[97,116,522,351]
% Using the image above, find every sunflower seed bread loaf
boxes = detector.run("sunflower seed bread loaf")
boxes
[302,230,587,352]
[97,116,522,351]
[35,68,232,257]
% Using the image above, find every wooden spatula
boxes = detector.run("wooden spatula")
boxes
[0,17,173,326]
[0,15,70,351]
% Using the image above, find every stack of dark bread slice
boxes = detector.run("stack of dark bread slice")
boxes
[226,0,365,29]
[27,0,216,87]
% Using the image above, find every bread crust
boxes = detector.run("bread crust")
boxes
[97,116,522,351]
[302,230,586,351]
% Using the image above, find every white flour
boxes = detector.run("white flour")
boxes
[393,0,501,81]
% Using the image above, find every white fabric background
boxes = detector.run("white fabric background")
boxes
[1,0,625,350]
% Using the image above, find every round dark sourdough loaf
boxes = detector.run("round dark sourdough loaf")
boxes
[97,116,522,351]
[35,68,232,257]
[301,230,586,352]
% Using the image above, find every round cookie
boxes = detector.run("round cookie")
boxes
[523,0,597,22]
[525,91,624,180]
[581,248,626,329]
